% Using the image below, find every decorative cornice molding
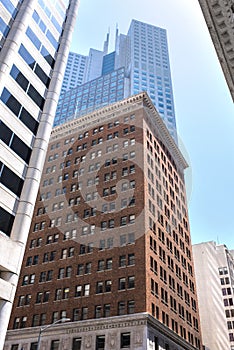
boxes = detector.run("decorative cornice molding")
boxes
[198,0,234,101]
[5,313,198,350]
[50,92,188,169]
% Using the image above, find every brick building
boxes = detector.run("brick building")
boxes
[5,93,202,350]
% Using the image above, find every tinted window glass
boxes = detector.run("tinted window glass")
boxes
[41,46,55,68]
[20,108,38,134]
[0,120,12,144]
[1,88,21,115]
[32,10,40,23]
[19,45,50,87]
[46,30,58,50]
[51,16,62,34]
[28,85,45,109]
[0,206,14,236]
[0,0,17,17]
[19,45,36,69]
[1,88,39,134]
[10,65,29,91]
[35,64,50,87]
[11,135,31,164]
[26,27,41,50]
[1,165,24,196]
[0,17,10,37]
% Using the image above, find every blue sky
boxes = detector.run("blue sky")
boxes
[70,0,234,249]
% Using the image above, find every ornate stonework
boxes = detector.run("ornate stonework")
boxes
[84,335,92,348]
[108,332,117,348]
[198,0,234,101]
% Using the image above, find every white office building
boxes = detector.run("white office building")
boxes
[193,241,234,350]
[0,0,79,348]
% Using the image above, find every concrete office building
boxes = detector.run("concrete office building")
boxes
[57,20,178,142]
[0,0,78,348]
[198,0,234,101]
[193,241,234,350]
[60,52,88,95]
[5,93,202,350]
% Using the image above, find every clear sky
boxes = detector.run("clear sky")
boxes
[70,0,234,249]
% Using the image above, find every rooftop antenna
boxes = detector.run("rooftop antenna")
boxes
[103,28,110,54]
[115,23,119,52]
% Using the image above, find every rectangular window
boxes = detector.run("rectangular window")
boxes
[11,346,19,350]
[121,333,131,348]
[20,43,50,90]
[0,88,38,134]
[118,301,125,315]
[72,338,82,350]
[30,343,38,350]
[0,206,14,236]
[81,307,88,320]
[50,340,59,350]
[96,335,105,350]
[104,304,110,317]
[1,0,17,17]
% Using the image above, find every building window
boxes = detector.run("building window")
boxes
[77,264,84,275]
[104,304,110,317]
[128,253,135,265]
[75,285,82,297]
[96,281,103,294]
[72,338,82,350]
[11,346,19,350]
[96,335,105,350]
[105,280,112,292]
[128,300,135,314]
[128,276,135,289]
[0,88,38,134]
[52,311,59,323]
[118,301,125,315]
[84,284,90,296]
[32,314,40,327]
[121,332,131,348]
[72,308,79,322]
[98,260,105,271]
[30,343,38,350]
[95,306,102,319]
[50,340,60,350]
[81,307,88,320]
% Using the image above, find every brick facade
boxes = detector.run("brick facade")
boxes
[6,93,202,350]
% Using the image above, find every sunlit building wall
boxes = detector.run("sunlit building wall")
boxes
[0,0,78,348]
[193,241,234,350]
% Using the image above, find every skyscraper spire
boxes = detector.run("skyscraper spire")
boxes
[115,23,119,53]
[103,29,110,55]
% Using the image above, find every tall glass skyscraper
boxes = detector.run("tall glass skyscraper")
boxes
[57,19,177,142]
[0,1,78,348]
[55,67,129,125]
[126,20,177,141]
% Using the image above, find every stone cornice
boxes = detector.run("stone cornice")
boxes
[142,93,188,170]
[50,92,188,170]
[198,0,234,101]
[5,313,199,350]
